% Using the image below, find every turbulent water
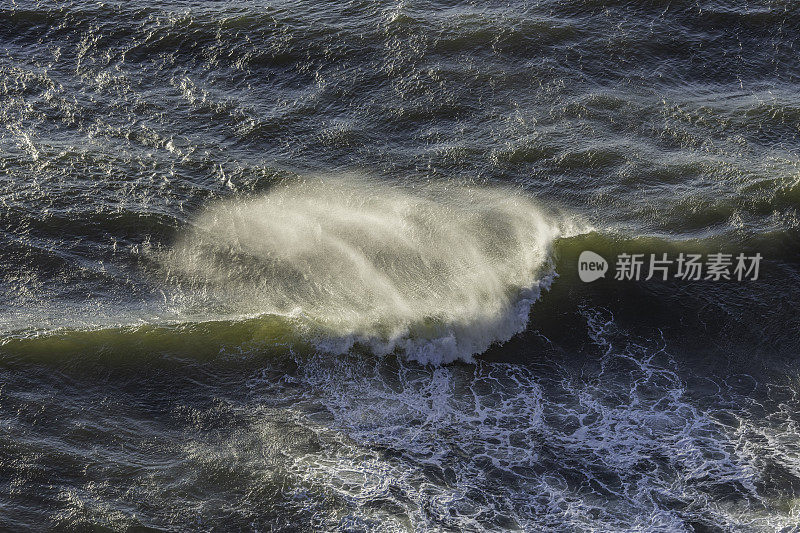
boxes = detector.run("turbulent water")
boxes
[2,0,800,531]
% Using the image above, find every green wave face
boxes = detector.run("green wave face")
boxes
[2,175,581,364]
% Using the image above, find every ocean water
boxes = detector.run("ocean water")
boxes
[2,0,800,530]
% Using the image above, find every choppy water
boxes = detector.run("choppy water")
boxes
[2,0,800,531]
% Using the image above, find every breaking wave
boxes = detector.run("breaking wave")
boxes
[159,175,574,364]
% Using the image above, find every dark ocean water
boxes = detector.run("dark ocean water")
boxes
[2,0,800,531]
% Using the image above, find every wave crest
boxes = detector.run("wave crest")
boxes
[163,175,567,363]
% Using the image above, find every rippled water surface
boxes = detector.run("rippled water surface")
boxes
[2,1,800,531]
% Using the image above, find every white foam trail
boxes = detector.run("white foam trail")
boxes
[165,174,569,363]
